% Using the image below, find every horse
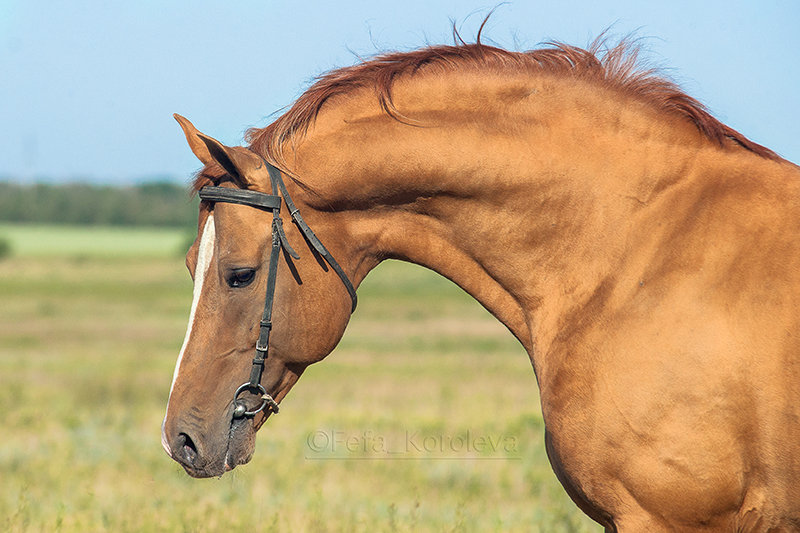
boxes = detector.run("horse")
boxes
[161,37,800,531]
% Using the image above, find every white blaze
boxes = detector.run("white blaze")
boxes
[162,214,216,455]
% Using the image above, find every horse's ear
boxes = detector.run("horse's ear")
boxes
[196,134,262,190]
[174,114,214,166]
[174,113,264,189]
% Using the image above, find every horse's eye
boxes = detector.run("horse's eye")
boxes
[227,268,256,288]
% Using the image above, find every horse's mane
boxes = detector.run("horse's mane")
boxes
[194,36,776,192]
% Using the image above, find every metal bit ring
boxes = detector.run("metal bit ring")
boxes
[232,383,271,418]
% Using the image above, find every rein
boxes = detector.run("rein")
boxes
[197,160,357,419]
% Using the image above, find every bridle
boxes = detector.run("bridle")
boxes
[197,159,357,419]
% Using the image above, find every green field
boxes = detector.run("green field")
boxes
[0,223,192,258]
[0,224,599,532]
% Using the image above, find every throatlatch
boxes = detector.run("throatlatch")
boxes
[197,157,357,419]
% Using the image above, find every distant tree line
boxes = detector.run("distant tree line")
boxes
[0,181,199,227]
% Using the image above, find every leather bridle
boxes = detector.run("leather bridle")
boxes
[197,159,357,419]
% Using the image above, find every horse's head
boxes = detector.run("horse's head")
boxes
[161,115,354,478]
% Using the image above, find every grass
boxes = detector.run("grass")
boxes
[0,224,599,532]
[0,222,191,258]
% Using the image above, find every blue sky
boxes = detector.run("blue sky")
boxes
[1,1,798,183]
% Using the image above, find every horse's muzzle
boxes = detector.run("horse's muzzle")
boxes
[163,409,257,478]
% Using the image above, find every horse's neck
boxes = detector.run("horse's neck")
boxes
[284,79,775,357]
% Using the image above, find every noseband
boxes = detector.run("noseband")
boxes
[197,160,357,419]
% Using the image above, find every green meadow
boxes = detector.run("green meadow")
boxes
[0,223,598,532]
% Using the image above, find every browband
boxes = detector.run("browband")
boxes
[198,186,281,211]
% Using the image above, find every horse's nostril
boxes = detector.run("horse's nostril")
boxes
[178,432,198,465]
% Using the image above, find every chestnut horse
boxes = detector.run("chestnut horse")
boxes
[162,39,800,531]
